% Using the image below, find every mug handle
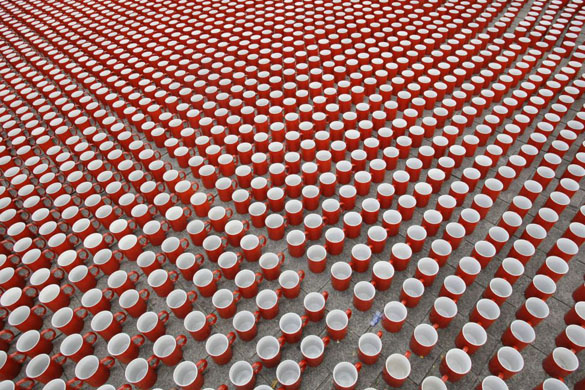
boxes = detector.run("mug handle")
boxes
[233,290,242,302]
[354,362,362,372]
[132,334,146,347]
[297,270,305,281]
[41,328,57,341]
[277,252,286,265]
[52,353,67,366]
[16,378,35,390]
[227,331,236,346]
[102,356,116,368]
[160,220,170,232]
[206,313,218,326]
[188,291,198,303]
[88,265,100,277]
[147,355,160,369]
[84,332,98,345]
[322,336,330,347]
[300,315,309,328]
[204,221,213,232]
[345,309,352,319]
[103,288,115,300]
[139,288,150,300]
[182,206,193,218]
[322,291,329,300]
[114,311,127,324]
[74,307,88,319]
[225,207,233,218]
[212,270,222,282]
[255,272,264,284]
[252,362,263,374]
[207,193,216,203]
[194,254,205,266]
[67,378,84,390]
[299,360,307,373]
[158,310,170,323]
[258,234,267,247]
[196,358,208,372]
[242,219,250,231]
[176,334,188,347]
[169,270,179,283]
[51,267,65,280]
[0,329,14,342]
[128,271,140,283]
[11,352,27,364]
[254,310,261,323]
[180,238,190,249]
[278,336,286,347]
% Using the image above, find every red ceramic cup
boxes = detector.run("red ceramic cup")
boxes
[488,346,524,379]
[353,281,376,311]
[136,310,170,342]
[440,349,472,382]
[455,322,487,355]
[300,335,329,367]
[184,311,217,341]
[326,309,352,341]
[256,336,285,368]
[278,270,305,299]
[212,289,241,318]
[382,353,411,387]
[410,324,438,357]
[205,332,236,365]
[173,359,208,390]
[542,347,579,378]
[256,289,281,320]
[233,310,261,341]
[358,331,383,365]
[107,333,146,364]
[259,252,286,280]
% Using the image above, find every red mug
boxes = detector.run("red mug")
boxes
[124,356,161,389]
[455,322,487,355]
[256,336,285,368]
[166,289,198,318]
[488,346,524,379]
[233,310,261,341]
[107,333,146,364]
[74,355,115,387]
[304,291,328,322]
[136,310,170,342]
[410,324,438,357]
[60,332,99,363]
[184,311,217,341]
[90,311,127,341]
[542,347,579,378]
[353,281,376,311]
[279,313,308,343]
[205,332,236,365]
[300,335,329,367]
[440,348,472,382]
[193,269,222,297]
[153,334,188,366]
[382,353,411,387]
[212,289,241,318]
[228,361,262,390]
[173,359,208,390]
[358,331,383,365]
[278,270,305,299]
[119,289,150,318]
[234,270,263,299]
[256,289,281,320]
[259,252,286,280]
[326,309,352,341]
[332,362,361,390]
